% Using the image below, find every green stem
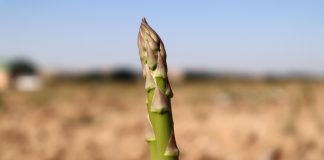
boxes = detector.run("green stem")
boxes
[147,89,159,160]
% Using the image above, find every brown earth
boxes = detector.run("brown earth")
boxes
[0,80,323,160]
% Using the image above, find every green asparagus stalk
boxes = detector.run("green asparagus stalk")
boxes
[137,18,179,160]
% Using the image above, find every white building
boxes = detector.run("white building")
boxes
[0,58,42,91]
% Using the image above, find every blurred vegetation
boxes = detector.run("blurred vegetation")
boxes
[9,59,37,76]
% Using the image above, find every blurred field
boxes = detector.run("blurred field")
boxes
[0,80,324,160]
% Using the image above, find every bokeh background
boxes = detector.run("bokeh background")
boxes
[1,1,324,160]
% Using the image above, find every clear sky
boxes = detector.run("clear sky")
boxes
[0,0,323,73]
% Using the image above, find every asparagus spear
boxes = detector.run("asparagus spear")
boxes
[137,18,179,160]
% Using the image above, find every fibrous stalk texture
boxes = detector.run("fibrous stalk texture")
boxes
[137,18,179,160]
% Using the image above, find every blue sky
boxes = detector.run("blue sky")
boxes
[0,0,323,73]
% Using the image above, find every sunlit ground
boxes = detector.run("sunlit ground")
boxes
[0,80,324,160]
